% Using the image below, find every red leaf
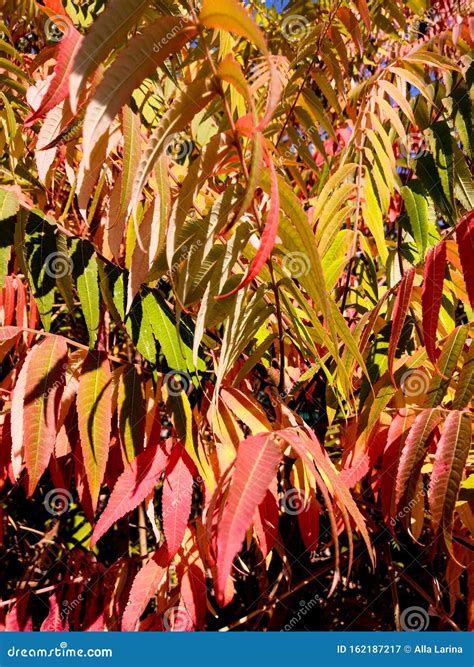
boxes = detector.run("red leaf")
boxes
[179,561,207,630]
[216,154,279,299]
[121,545,169,631]
[456,209,474,308]
[40,0,69,17]
[40,592,69,632]
[379,409,416,526]
[24,28,82,127]
[216,433,282,603]
[356,0,371,31]
[394,408,441,514]
[422,241,446,365]
[388,268,415,386]
[429,410,471,536]
[253,487,279,557]
[90,441,168,546]
[162,445,194,558]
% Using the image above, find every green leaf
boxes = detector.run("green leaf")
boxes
[25,213,58,331]
[362,171,388,264]
[71,239,100,348]
[143,290,204,373]
[118,365,145,463]
[426,121,454,203]
[401,181,429,259]
[126,291,157,364]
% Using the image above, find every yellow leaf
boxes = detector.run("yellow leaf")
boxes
[200,0,267,54]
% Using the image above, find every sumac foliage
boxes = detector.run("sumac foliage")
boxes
[0,0,472,632]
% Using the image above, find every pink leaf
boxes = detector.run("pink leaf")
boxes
[429,410,471,536]
[162,445,194,558]
[91,441,169,546]
[216,433,282,603]
[121,545,169,631]
[394,408,441,513]
[25,29,82,127]
[5,594,32,631]
[340,425,388,489]
[379,409,416,526]
[40,592,69,632]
